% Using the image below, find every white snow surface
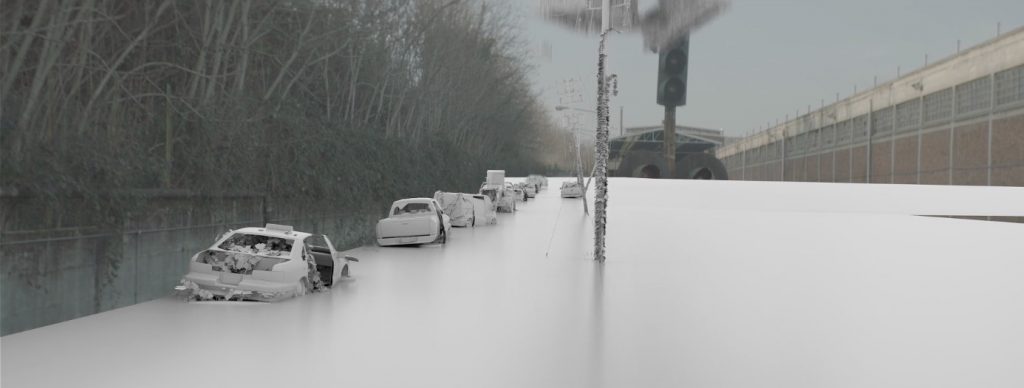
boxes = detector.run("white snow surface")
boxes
[2,178,1023,388]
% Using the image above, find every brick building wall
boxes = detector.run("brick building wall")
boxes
[718,29,1024,188]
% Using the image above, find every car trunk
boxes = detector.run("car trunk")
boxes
[379,217,433,238]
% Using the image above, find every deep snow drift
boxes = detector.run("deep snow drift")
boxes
[2,179,1023,388]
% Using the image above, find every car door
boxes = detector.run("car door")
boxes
[432,200,451,232]
[323,236,344,282]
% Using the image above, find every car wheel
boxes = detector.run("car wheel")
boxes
[297,277,312,296]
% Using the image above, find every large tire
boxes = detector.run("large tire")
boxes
[676,153,729,180]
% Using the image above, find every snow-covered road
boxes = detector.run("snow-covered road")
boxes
[3,178,1023,388]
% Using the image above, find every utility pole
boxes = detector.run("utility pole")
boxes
[539,0,729,263]
[593,0,611,262]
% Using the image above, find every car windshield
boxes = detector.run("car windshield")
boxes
[217,233,294,256]
[394,202,432,215]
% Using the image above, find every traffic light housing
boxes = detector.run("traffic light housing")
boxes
[657,34,689,107]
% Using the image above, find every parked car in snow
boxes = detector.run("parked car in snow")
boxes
[527,174,547,191]
[433,191,476,227]
[516,182,537,198]
[180,224,357,301]
[510,182,528,202]
[561,181,584,198]
[480,170,516,213]
[377,198,452,246]
[467,194,498,225]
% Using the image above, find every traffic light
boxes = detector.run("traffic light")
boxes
[657,34,689,107]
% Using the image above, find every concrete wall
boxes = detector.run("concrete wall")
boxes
[718,28,1024,188]
[1,193,378,336]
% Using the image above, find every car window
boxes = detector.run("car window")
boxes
[395,202,431,215]
[305,235,330,253]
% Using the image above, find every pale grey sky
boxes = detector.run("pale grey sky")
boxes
[521,0,1024,137]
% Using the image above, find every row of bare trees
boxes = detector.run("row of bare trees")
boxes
[1,0,579,226]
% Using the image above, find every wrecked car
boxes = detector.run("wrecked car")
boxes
[377,198,452,246]
[433,191,476,227]
[179,224,357,301]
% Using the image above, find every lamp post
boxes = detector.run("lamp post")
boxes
[556,105,591,214]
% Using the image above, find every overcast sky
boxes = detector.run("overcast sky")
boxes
[520,0,1024,137]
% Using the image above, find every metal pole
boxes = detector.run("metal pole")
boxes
[664,106,676,178]
[576,121,588,215]
[594,0,611,262]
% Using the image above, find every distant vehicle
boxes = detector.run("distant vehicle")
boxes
[180,224,357,301]
[561,181,584,198]
[516,182,537,198]
[377,198,452,246]
[510,182,528,202]
[433,191,476,227]
[480,170,516,213]
[467,194,498,225]
[526,174,547,191]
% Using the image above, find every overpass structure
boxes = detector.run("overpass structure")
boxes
[609,125,730,179]
[3,178,1024,387]
[716,27,1024,187]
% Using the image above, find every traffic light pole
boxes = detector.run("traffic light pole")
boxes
[663,105,676,178]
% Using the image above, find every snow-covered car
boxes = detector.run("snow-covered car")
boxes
[516,182,537,198]
[180,224,357,301]
[480,181,516,213]
[527,174,547,191]
[510,182,528,202]
[377,198,452,246]
[467,194,498,225]
[561,181,584,198]
[433,191,476,227]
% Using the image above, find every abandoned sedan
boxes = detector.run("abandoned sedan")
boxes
[377,198,452,246]
[516,182,537,198]
[561,181,584,198]
[180,224,357,301]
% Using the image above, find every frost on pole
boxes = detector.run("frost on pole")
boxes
[641,0,731,51]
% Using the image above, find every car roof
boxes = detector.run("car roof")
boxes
[229,226,312,240]
[392,198,435,206]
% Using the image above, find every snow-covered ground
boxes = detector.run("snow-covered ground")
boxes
[2,179,1023,388]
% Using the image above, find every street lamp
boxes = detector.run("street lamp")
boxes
[557,104,592,215]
